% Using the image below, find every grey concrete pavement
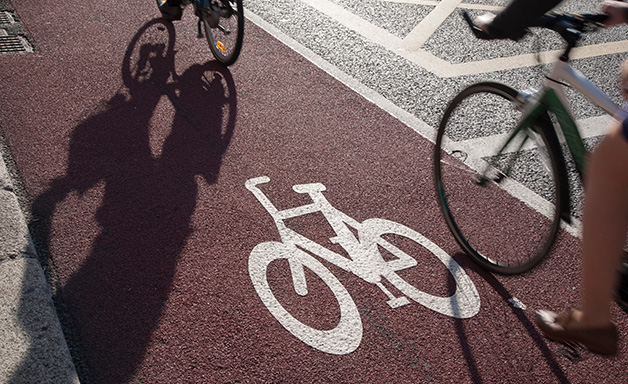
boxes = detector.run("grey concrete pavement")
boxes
[1,0,78,381]
[0,151,79,383]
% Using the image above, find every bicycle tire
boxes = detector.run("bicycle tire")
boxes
[201,0,244,66]
[248,241,362,355]
[434,82,568,275]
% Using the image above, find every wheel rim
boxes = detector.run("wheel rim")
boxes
[202,1,242,63]
[434,84,561,274]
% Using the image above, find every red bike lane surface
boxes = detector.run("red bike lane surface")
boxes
[1,1,626,382]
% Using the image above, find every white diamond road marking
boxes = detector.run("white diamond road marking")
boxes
[301,0,628,77]
[244,1,627,237]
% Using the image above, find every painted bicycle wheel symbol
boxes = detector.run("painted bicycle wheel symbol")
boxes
[246,176,480,355]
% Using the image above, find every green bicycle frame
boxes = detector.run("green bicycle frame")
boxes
[484,59,627,225]
[517,88,587,174]
[500,60,626,179]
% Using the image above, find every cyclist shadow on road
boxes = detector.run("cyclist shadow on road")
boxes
[26,19,237,383]
[449,253,571,384]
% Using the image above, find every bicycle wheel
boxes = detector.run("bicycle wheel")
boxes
[200,0,244,66]
[248,241,362,355]
[359,218,480,318]
[434,82,567,274]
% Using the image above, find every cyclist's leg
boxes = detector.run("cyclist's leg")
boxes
[579,117,628,327]
[577,60,628,326]
[536,116,628,355]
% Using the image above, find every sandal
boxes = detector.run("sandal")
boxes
[535,309,618,356]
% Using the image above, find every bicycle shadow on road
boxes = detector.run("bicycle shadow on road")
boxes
[449,252,571,384]
[24,18,237,383]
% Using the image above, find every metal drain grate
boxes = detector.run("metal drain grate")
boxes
[0,13,12,25]
[0,9,33,54]
[0,35,27,53]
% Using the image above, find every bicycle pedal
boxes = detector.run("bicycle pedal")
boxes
[387,296,410,308]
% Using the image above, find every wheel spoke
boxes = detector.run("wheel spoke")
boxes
[434,82,563,274]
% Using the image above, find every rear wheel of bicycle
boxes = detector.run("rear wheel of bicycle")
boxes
[434,82,567,274]
[248,241,362,355]
[201,0,244,66]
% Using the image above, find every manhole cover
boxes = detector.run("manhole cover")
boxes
[0,35,28,53]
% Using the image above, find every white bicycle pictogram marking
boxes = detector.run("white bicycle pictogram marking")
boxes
[246,176,480,355]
